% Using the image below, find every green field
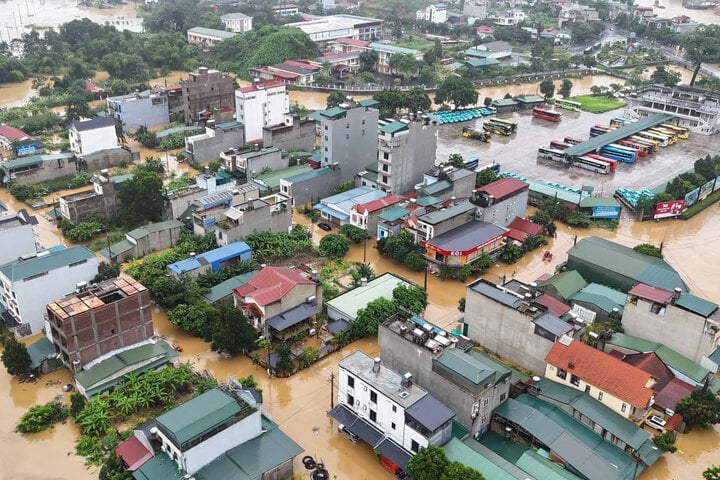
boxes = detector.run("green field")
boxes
[567,95,627,113]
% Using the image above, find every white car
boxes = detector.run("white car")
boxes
[645,415,667,431]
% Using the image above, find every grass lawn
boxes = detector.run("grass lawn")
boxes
[567,95,626,113]
[396,36,433,52]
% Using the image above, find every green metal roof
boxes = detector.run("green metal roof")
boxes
[187,26,238,39]
[156,388,243,448]
[368,42,422,55]
[675,293,718,317]
[111,173,134,185]
[708,346,720,365]
[27,337,55,370]
[538,270,587,299]
[578,197,621,208]
[284,166,333,183]
[318,106,347,119]
[75,341,179,397]
[564,113,673,157]
[358,99,380,108]
[516,95,546,104]
[194,426,303,480]
[0,246,96,282]
[1,155,44,169]
[606,332,661,352]
[466,349,527,384]
[434,348,497,387]
[132,452,186,480]
[127,220,184,240]
[516,450,582,480]
[464,48,493,58]
[100,239,134,260]
[418,200,474,225]
[491,98,519,107]
[253,165,313,190]
[420,179,452,197]
[326,273,412,321]
[443,438,518,480]
[202,271,258,304]
[379,121,408,135]
[465,57,501,68]
[569,282,626,314]
[379,205,409,222]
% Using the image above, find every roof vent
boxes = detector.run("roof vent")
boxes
[372,357,381,373]
[568,361,575,369]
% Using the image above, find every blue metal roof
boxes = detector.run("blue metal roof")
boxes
[167,242,252,275]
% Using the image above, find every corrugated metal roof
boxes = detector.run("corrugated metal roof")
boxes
[318,106,347,119]
[254,165,313,189]
[283,166,333,183]
[534,313,573,337]
[405,394,455,432]
[266,303,319,331]
[434,348,496,387]
[327,273,412,321]
[425,220,506,253]
[379,121,408,134]
[470,280,524,309]
[675,293,718,317]
[578,197,621,208]
[564,113,674,156]
[419,179,452,197]
[368,42,422,55]
[132,452,186,480]
[538,271,587,299]
[187,26,238,38]
[0,246,96,282]
[127,220,183,240]
[516,450,583,480]
[443,438,519,480]
[27,337,55,370]
[419,200,474,225]
[202,271,258,304]
[379,205,409,222]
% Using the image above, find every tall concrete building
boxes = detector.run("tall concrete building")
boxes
[318,99,379,184]
[181,67,235,125]
[375,117,438,195]
[0,210,38,265]
[235,80,289,143]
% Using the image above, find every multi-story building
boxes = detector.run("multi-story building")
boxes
[0,209,38,265]
[349,194,401,233]
[107,90,169,131]
[185,121,245,163]
[68,117,118,156]
[221,146,284,176]
[272,4,300,17]
[421,220,508,269]
[368,43,424,74]
[235,81,289,144]
[289,14,383,46]
[186,27,238,50]
[214,193,292,246]
[0,246,99,337]
[463,278,577,373]
[625,85,720,134]
[329,350,455,476]
[379,314,511,437]
[375,117,438,195]
[220,12,253,33]
[181,67,235,126]
[416,3,448,23]
[59,171,130,224]
[46,276,153,369]
[471,177,530,227]
[463,0,489,20]
[314,186,388,226]
[317,99,379,183]
[491,9,525,26]
[545,336,657,420]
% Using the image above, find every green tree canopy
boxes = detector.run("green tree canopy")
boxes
[353,297,398,337]
[676,388,720,429]
[633,243,663,258]
[389,54,419,80]
[359,50,379,72]
[117,170,164,226]
[326,91,347,109]
[407,446,450,480]
[539,79,555,98]
[704,465,720,480]
[393,284,428,314]
[319,234,350,258]
[210,305,257,356]
[434,76,478,110]
[683,24,720,85]
[1,335,31,376]
[559,79,573,98]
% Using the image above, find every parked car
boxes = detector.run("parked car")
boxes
[318,222,332,231]
[645,415,666,431]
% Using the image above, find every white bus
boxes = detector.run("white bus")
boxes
[574,155,612,174]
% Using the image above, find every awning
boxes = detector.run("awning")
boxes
[328,404,383,447]
[375,438,411,470]
[266,303,319,332]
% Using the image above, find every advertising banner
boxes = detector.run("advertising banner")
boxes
[591,205,621,219]
[654,200,685,219]
[714,176,720,192]
[684,188,700,208]
[699,180,715,201]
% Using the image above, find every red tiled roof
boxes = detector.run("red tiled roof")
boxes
[115,436,153,471]
[335,37,370,47]
[234,267,315,306]
[622,352,674,390]
[507,216,543,236]
[506,228,529,242]
[653,377,695,412]
[354,194,401,214]
[535,294,571,317]
[545,338,656,408]
[0,123,29,141]
[476,25,494,33]
[476,178,529,201]
[284,59,317,69]
[628,283,674,304]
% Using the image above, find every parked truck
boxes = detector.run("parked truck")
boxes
[462,126,491,143]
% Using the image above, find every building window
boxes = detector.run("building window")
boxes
[621,403,627,413]
[347,376,354,388]
[392,405,397,413]
[570,375,580,387]
[411,440,419,453]
[499,393,506,402]
[598,392,603,401]
[382,164,388,172]
[370,391,377,404]
[556,368,567,380]
[391,422,396,430]
[369,409,377,422]
[585,385,591,394]
[346,134,349,140]
[347,394,354,406]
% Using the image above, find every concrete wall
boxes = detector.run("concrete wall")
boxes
[215,201,291,246]
[234,148,285,175]
[280,168,341,206]
[476,191,530,228]
[188,126,245,163]
[622,298,716,364]
[70,125,118,155]
[0,222,35,264]
[320,105,379,184]
[378,120,438,195]
[262,283,320,323]
[132,226,182,258]
[110,95,170,131]
[463,284,556,374]
[182,70,235,125]
[263,117,316,152]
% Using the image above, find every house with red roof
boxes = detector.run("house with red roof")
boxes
[476,25,494,39]
[545,336,657,419]
[329,37,371,54]
[472,177,530,227]
[233,266,322,339]
[505,216,544,243]
[0,124,43,157]
[349,194,401,234]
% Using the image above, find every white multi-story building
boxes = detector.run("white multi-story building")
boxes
[416,3,448,23]
[0,210,38,265]
[220,12,253,33]
[625,85,720,135]
[491,9,525,26]
[68,117,118,156]
[0,246,99,338]
[289,14,383,45]
[330,350,455,474]
[235,81,289,143]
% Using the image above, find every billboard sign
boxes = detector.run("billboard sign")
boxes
[699,180,714,201]
[591,205,621,219]
[714,176,720,192]
[684,187,700,208]
[654,200,685,219]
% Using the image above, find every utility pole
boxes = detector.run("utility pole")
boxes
[329,370,335,410]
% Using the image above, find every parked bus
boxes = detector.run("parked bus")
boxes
[608,143,642,157]
[629,135,660,151]
[599,145,636,163]
[648,127,678,144]
[483,118,517,136]
[532,107,562,122]
[475,162,501,175]
[587,153,618,172]
[590,126,612,137]
[550,140,571,150]
[637,130,669,147]
[574,155,612,174]
[537,147,568,163]
[564,136,583,145]
[556,99,582,112]
[619,139,650,156]
[610,117,636,128]
[660,123,689,139]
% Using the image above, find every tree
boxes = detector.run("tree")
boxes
[373,88,407,117]
[167,302,217,339]
[653,431,677,453]
[340,224,367,243]
[458,297,465,312]
[299,347,318,367]
[319,234,350,258]
[676,388,720,429]
[117,171,164,226]
[354,263,375,283]
[559,79,573,98]
[326,91,347,109]
[389,54,419,80]
[704,466,720,480]
[442,462,486,480]
[99,452,133,480]
[274,342,294,374]
[406,87,431,112]
[407,446,450,480]
[684,24,720,86]
[1,335,31,376]
[359,50,379,72]
[210,305,257,356]
[633,243,663,258]
[403,251,427,272]
[434,76,478,110]
[483,96,492,107]
[448,153,465,168]
[132,125,159,148]
[392,284,428,314]
[476,168,498,187]
[650,65,681,87]
[353,297,398,337]
[539,79,555,98]
[378,230,417,263]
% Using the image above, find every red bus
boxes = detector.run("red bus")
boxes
[594,124,614,131]
[532,107,562,122]
[564,136,583,145]
[587,153,618,172]
[619,139,650,156]
[549,140,571,150]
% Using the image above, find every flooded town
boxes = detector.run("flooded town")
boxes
[3,1,720,479]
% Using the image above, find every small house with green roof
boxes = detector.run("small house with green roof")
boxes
[568,282,626,323]
[101,219,184,264]
[578,196,622,220]
[538,270,587,301]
